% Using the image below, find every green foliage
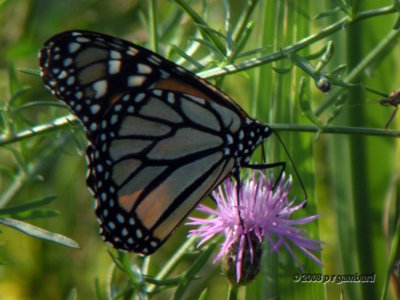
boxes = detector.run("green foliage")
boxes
[1,0,400,299]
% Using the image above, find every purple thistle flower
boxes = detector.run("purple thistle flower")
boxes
[187,171,322,284]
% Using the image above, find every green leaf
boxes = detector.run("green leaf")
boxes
[304,43,332,60]
[170,45,205,69]
[8,63,20,97]
[189,38,226,60]
[174,0,226,54]
[8,209,60,220]
[173,244,216,300]
[329,64,347,77]
[0,217,79,248]
[143,274,181,287]
[327,76,357,88]
[66,288,77,300]
[314,7,342,20]
[0,195,57,215]
[18,67,41,77]
[237,45,271,59]
[231,21,254,59]
[272,65,293,74]
[285,51,317,78]
[315,41,334,72]
[10,86,31,106]
[298,77,323,128]
[324,94,347,126]
[331,0,352,15]
[14,101,67,114]
[94,277,106,300]
[198,289,208,300]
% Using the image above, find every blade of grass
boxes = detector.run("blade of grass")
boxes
[0,217,79,248]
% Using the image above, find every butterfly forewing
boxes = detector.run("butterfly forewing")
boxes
[40,30,271,254]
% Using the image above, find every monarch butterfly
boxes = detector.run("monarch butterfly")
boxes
[39,30,284,255]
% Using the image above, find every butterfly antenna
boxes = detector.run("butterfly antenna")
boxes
[271,128,308,202]
[363,85,388,98]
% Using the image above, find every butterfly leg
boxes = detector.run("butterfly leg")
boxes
[243,161,286,190]
[385,107,398,133]
[233,170,245,229]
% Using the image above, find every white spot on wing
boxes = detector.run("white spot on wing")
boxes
[127,47,138,56]
[108,60,121,74]
[127,75,146,87]
[92,80,108,98]
[110,50,122,59]
[110,114,118,125]
[135,93,145,103]
[68,42,81,53]
[186,94,206,105]
[90,123,98,131]
[63,58,73,67]
[75,91,83,99]
[167,92,175,103]
[138,63,152,74]
[108,222,116,229]
[226,134,233,144]
[90,104,101,114]
[117,214,125,223]
[76,37,90,43]
[58,71,67,79]
[148,55,162,65]
[153,89,162,96]
[67,76,75,86]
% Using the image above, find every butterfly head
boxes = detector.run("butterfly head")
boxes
[230,119,271,167]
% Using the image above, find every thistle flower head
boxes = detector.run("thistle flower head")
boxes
[187,171,322,284]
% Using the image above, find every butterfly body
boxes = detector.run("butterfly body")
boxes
[40,31,271,254]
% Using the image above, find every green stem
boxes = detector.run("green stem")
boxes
[199,5,397,79]
[2,118,399,147]
[227,284,238,300]
[270,124,400,137]
[148,0,159,52]
[380,217,400,300]
[231,0,260,43]
[147,235,198,294]
[346,13,375,299]
[0,170,26,208]
[0,115,77,146]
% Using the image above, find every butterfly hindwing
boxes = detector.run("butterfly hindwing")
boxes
[39,30,271,254]
[87,89,238,253]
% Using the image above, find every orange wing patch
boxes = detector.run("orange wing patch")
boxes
[118,191,142,212]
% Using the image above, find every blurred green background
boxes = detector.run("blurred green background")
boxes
[1,0,400,299]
